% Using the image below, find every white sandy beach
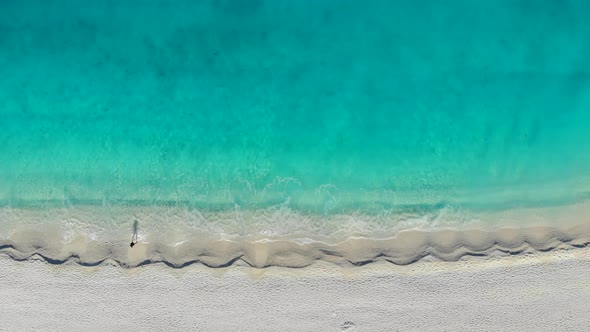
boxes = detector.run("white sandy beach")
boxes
[1,204,589,331]
[1,247,589,331]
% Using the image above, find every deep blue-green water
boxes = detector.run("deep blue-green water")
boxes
[1,0,590,219]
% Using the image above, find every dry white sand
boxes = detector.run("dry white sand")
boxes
[1,247,589,332]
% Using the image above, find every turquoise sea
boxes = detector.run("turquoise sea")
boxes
[1,0,590,240]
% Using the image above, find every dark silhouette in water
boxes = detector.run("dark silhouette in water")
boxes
[130,220,138,248]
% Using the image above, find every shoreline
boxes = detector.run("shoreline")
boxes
[1,203,588,268]
[2,223,588,268]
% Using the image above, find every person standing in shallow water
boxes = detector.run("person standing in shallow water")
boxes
[130,220,138,247]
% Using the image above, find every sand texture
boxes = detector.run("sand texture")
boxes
[1,248,589,331]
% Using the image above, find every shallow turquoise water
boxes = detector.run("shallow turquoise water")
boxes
[1,0,590,216]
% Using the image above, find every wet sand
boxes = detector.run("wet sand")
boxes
[1,204,589,268]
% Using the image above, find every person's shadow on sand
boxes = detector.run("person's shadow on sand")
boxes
[130,220,139,248]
